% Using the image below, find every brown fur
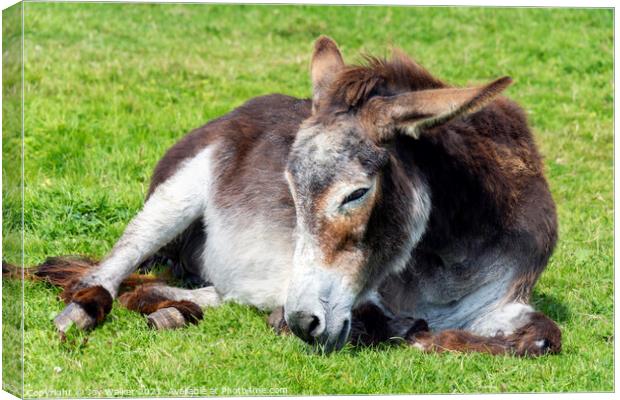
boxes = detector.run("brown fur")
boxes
[507,271,540,304]
[316,182,379,267]
[156,300,203,323]
[407,312,561,357]
[408,329,511,355]
[71,286,113,324]
[509,312,561,356]
[362,77,513,142]
[32,259,114,326]
[350,302,395,346]
[323,51,445,113]
[118,285,203,323]
[34,256,98,287]
[31,256,165,301]
[24,256,187,326]
[311,35,345,112]
[3,261,24,279]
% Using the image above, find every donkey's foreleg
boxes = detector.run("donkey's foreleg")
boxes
[54,148,213,333]
[119,285,221,330]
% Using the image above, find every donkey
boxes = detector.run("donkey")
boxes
[37,36,560,356]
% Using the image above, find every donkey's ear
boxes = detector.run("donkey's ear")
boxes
[311,36,345,113]
[364,76,513,141]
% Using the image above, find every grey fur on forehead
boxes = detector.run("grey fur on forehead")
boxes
[287,120,388,192]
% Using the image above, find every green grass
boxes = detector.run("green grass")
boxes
[2,3,613,396]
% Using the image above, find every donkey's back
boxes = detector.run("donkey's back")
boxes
[149,94,311,197]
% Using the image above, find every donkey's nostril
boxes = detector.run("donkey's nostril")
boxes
[289,311,323,342]
[307,314,321,336]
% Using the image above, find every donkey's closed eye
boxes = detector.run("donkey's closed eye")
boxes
[341,188,370,207]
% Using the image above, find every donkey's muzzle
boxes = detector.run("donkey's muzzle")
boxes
[287,310,324,343]
[286,307,352,352]
[284,259,356,352]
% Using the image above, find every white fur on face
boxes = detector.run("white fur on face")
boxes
[283,161,371,331]
[282,164,432,347]
[284,229,356,345]
[81,147,215,297]
[387,176,432,277]
[534,339,547,349]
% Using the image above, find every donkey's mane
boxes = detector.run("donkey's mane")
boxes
[326,50,446,110]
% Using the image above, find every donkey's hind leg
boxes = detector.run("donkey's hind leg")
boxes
[406,309,561,357]
[461,266,562,356]
[464,298,562,356]
[406,280,562,357]
[119,284,221,330]
[52,147,215,333]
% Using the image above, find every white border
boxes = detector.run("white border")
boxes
[0,0,616,6]
[0,1,615,400]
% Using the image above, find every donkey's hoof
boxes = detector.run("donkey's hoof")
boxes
[54,302,96,336]
[147,307,187,330]
[404,318,430,338]
[267,306,290,335]
[511,312,562,357]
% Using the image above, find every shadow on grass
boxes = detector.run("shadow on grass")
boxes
[531,291,571,323]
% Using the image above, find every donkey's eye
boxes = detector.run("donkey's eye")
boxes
[341,188,370,207]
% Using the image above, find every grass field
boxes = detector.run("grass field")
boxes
[2,3,614,396]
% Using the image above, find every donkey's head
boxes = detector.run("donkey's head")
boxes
[284,36,512,351]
